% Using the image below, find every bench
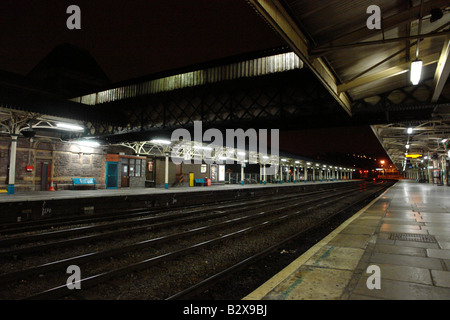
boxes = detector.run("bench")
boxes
[72,178,97,190]
[194,178,206,186]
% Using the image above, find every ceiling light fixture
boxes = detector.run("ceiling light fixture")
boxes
[150,139,171,145]
[57,122,84,131]
[411,2,424,86]
[73,140,100,147]
[410,59,423,85]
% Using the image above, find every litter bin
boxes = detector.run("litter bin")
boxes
[206,178,212,186]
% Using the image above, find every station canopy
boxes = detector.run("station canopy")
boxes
[1,0,449,172]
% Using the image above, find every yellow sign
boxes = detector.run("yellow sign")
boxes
[405,154,422,158]
[189,173,194,187]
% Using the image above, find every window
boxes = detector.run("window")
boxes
[136,159,141,177]
[129,159,135,177]
[148,161,153,172]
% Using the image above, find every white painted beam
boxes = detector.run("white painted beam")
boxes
[432,37,450,103]
[247,0,353,116]
[338,53,440,93]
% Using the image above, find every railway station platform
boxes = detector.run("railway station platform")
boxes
[0,180,352,203]
[244,180,450,300]
[0,180,355,223]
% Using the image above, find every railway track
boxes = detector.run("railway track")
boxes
[167,182,391,300]
[0,185,347,235]
[0,184,360,253]
[0,181,392,300]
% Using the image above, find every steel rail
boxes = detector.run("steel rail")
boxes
[0,184,360,247]
[22,185,377,300]
[0,184,366,286]
[0,183,361,234]
[165,184,390,300]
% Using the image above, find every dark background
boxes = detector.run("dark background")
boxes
[0,0,390,167]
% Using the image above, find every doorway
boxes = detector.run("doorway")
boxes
[121,162,130,187]
[41,162,49,191]
[106,161,119,189]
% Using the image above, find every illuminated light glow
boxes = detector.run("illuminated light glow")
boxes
[410,59,422,85]
[307,162,311,165]
[73,140,100,147]
[295,161,300,164]
[196,146,212,151]
[237,151,246,156]
[406,144,410,149]
[57,122,84,131]
[442,138,448,144]
[262,156,269,159]
[281,159,287,162]
[151,139,171,145]
[407,128,413,134]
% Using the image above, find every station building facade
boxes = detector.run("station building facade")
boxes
[0,131,358,193]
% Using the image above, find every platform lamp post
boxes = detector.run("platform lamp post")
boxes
[262,164,265,185]
[164,151,170,189]
[259,164,262,184]
[274,164,279,183]
[261,155,269,185]
[7,132,19,194]
[280,162,284,184]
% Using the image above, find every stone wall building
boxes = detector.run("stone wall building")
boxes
[0,136,107,191]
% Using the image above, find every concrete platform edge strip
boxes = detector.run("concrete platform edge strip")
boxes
[242,182,395,300]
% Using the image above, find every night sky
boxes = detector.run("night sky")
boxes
[0,0,390,166]
[280,126,388,162]
[0,0,284,82]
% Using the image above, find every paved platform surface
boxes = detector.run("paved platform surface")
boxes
[244,180,450,300]
[0,180,350,203]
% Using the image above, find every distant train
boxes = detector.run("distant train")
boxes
[358,169,379,181]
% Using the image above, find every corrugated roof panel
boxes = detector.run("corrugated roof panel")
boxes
[72,51,303,105]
